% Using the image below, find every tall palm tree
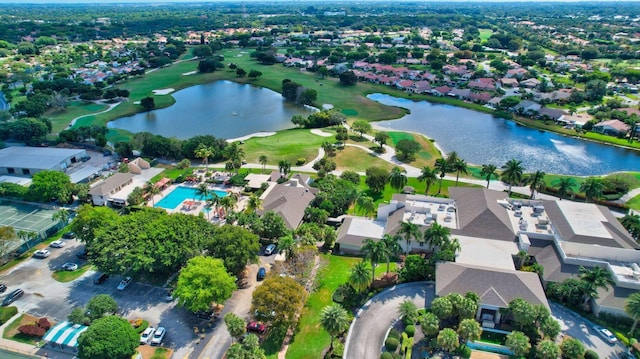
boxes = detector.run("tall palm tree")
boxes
[143,181,161,206]
[501,159,525,196]
[220,193,238,216]
[620,214,640,240]
[348,261,372,293]
[434,158,448,194]
[452,158,468,187]
[625,292,640,335]
[258,155,268,173]
[526,170,546,199]
[17,230,38,250]
[194,144,214,170]
[418,166,438,195]
[381,234,403,273]
[278,233,296,261]
[278,159,291,177]
[579,265,614,309]
[516,250,529,270]
[361,238,389,284]
[398,221,421,254]
[389,166,408,193]
[51,208,70,226]
[195,182,210,202]
[580,177,604,203]
[206,192,221,212]
[355,194,375,217]
[246,194,262,213]
[320,304,350,352]
[480,164,497,189]
[423,222,451,250]
[555,177,576,200]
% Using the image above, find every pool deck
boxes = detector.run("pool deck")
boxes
[149,182,245,220]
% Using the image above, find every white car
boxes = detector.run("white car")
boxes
[150,326,165,346]
[593,325,617,344]
[140,326,155,345]
[50,240,66,248]
[117,276,132,290]
[33,249,50,258]
[61,262,78,271]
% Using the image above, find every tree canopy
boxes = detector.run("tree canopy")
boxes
[251,276,306,326]
[77,316,139,359]
[174,256,236,312]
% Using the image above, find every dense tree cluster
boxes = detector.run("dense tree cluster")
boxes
[0,117,51,145]
[291,110,345,129]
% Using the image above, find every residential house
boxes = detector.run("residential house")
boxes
[500,78,519,88]
[520,78,541,89]
[448,88,471,100]
[468,78,496,91]
[469,92,492,104]
[593,119,630,136]
[538,108,566,122]
[431,86,452,96]
[257,174,317,230]
[514,100,542,115]
[411,81,431,94]
[88,173,135,206]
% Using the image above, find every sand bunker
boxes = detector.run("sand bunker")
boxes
[152,88,175,95]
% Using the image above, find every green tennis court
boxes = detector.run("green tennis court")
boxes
[0,201,60,239]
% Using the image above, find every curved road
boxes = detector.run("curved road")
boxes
[344,282,435,359]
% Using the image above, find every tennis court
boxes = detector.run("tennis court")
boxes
[0,201,61,252]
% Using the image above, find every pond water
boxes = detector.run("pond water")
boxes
[369,93,640,176]
[107,80,315,140]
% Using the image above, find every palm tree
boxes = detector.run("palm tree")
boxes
[143,181,161,206]
[220,193,238,216]
[320,304,350,352]
[195,182,210,202]
[480,164,497,189]
[258,155,268,173]
[206,192,221,214]
[398,221,421,254]
[246,194,262,213]
[278,159,291,177]
[501,159,525,196]
[355,194,375,217]
[434,158,448,194]
[452,158,468,187]
[418,166,438,195]
[580,177,604,203]
[516,250,529,270]
[579,265,614,309]
[348,261,372,293]
[194,144,214,170]
[526,170,546,199]
[625,292,640,335]
[321,140,334,157]
[381,234,403,273]
[555,177,576,200]
[17,230,38,250]
[361,238,389,284]
[423,222,451,250]
[278,233,296,261]
[389,166,408,192]
[620,213,640,240]
[51,208,70,226]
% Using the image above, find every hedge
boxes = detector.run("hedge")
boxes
[381,353,393,359]
[385,337,400,352]
[405,325,415,338]
[584,350,599,359]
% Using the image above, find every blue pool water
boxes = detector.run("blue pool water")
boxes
[155,186,228,210]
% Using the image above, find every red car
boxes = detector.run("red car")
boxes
[246,321,266,334]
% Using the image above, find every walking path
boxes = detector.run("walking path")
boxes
[69,100,123,127]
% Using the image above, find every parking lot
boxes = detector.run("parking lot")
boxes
[0,240,281,359]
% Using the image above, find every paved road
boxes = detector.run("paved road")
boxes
[344,282,435,359]
[550,303,625,359]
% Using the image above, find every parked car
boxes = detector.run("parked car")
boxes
[140,326,155,345]
[257,267,266,281]
[194,310,215,320]
[117,276,132,290]
[76,248,88,260]
[33,249,50,258]
[93,273,109,285]
[62,232,76,240]
[246,321,266,334]
[594,325,617,344]
[264,244,277,256]
[0,284,6,293]
[61,262,78,271]
[50,240,66,248]
[164,289,174,302]
[2,289,24,306]
[150,327,165,346]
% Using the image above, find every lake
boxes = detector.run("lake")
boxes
[107,80,315,140]
[369,93,640,176]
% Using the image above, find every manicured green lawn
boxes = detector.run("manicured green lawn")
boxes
[334,146,394,172]
[242,129,328,165]
[52,265,91,282]
[284,254,397,359]
[627,194,640,210]
[478,29,493,42]
[386,131,441,169]
[44,101,108,135]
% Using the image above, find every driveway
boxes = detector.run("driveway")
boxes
[344,282,435,359]
[550,303,625,359]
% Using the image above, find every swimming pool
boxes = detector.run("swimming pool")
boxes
[155,186,228,210]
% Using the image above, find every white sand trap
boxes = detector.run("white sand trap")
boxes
[182,71,197,76]
[322,104,334,110]
[226,132,276,143]
[133,101,140,105]
[310,129,333,137]
[152,88,175,95]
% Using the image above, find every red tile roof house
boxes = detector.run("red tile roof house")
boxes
[506,68,528,78]
[469,92,492,104]
[500,78,520,88]
[431,86,453,96]
[395,80,415,90]
[592,119,630,136]
[468,78,496,91]
[411,81,432,94]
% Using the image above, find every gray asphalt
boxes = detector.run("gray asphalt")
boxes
[344,282,435,359]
